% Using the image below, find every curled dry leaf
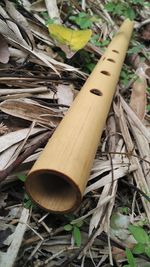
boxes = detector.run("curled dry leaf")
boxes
[0,33,10,64]
[0,99,62,127]
[5,0,35,47]
[30,0,46,12]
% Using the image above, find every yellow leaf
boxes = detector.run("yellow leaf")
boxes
[48,24,92,51]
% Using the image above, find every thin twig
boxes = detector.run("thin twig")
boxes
[121,179,150,202]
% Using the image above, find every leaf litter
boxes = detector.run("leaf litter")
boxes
[0,0,149,267]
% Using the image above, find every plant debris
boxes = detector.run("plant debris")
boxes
[0,1,150,267]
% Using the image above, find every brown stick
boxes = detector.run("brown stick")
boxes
[0,130,53,183]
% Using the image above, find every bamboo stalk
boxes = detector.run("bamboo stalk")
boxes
[25,19,134,213]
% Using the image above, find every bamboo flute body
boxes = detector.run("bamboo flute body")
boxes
[25,19,134,213]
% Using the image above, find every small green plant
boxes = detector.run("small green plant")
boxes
[69,12,98,29]
[17,173,35,209]
[120,67,136,87]
[81,51,96,72]
[129,225,150,258]
[124,248,136,267]
[147,87,150,112]
[147,105,150,112]
[118,206,130,215]
[70,50,96,73]
[64,220,83,247]
[40,11,57,25]
[23,193,34,209]
[104,1,136,20]
[128,44,145,55]
[105,0,147,20]
[124,225,150,266]
[16,173,27,182]
[90,34,110,48]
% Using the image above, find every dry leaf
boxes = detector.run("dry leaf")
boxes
[130,68,147,120]
[57,84,74,107]
[0,127,45,153]
[5,0,35,47]
[0,144,19,170]
[0,34,10,64]
[45,0,61,24]
[0,193,8,209]
[0,228,12,249]
[30,0,46,12]
[0,6,85,75]
[0,99,62,127]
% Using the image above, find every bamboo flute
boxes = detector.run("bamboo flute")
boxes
[25,19,134,213]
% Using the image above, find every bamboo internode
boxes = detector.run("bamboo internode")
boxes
[25,19,134,213]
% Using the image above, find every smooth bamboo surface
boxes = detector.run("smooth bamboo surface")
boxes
[25,19,134,213]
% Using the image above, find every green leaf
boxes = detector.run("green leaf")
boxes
[128,225,149,244]
[76,221,84,228]
[73,226,81,247]
[23,194,35,209]
[118,207,130,214]
[125,248,136,267]
[104,2,116,12]
[131,0,144,4]
[69,12,97,29]
[145,246,150,258]
[146,105,150,111]
[132,243,145,254]
[128,44,145,54]
[16,173,27,182]
[64,224,73,231]
[24,199,33,209]
[87,63,96,72]
[124,8,136,20]
[145,2,150,7]
[45,18,56,25]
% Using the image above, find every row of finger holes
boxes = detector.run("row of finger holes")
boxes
[90,49,119,96]
[100,49,119,76]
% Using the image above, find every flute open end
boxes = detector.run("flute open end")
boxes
[26,170,81,213]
